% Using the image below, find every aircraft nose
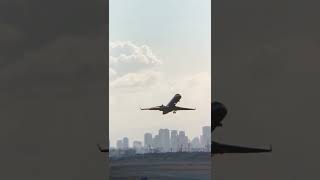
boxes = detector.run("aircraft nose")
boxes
[212,101,227,122]
[175,94,181,97]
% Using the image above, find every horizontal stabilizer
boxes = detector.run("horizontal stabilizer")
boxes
[174,106,196,111]
[212,141,272,155]
[140,106,163,110]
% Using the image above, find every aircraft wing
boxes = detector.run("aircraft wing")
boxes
[140,106,163,110]
[97,144,109,153]
[212,141,272,155]
[174,106,196,111]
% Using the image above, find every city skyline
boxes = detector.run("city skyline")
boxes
[110,125,210,147]
[111,126,211,153]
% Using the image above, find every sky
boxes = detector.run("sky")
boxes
[109,0,211,147]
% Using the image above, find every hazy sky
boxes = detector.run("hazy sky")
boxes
[109,0,211,147]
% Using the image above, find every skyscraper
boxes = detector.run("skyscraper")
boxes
[171,130,178,152]
[178,131,188,152]
[144,133,153,149]
[202,126,211,151]
[179,131,185,137]
[153,134,160,150]
[133,141,143,149]
[159,129,170,152]
[123,137,129,149]
[116,140,123,149]
[191,137,201,149]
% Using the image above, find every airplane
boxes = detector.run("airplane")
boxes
[140,94,196,114]
[211,101,272,156]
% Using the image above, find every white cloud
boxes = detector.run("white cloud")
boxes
[109,68,117,77]
[109,41,162,83]
[110,71,161,89]
[109,41,161,65]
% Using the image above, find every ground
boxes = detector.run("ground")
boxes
[109,152,211,180]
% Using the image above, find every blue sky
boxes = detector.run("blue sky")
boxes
[109,0,211,147]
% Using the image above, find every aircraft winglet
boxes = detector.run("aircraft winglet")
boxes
[97,144,109,152]
[96,144,103,151]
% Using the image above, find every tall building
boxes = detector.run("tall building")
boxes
[144,133,153,149]
[171,130,178,152]
[200,135,205,147]
[123,137,129,149]
[159,129,170,152]
[153,134,160,150]
[201,126,211,151]
[178,131,188,152]
[191,137,201,149]
[179,131,185,137]
[203,126,211,138]
[115,127,209,153]
[116,140,123,149]
[133,141,143,150]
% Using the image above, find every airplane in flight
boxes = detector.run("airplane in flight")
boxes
[211,101,272,155]
[140,94,196,114]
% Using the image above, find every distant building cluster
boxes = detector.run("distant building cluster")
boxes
[110,126,211,157]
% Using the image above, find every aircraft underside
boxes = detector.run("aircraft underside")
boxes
[211,102,272,156]
[140,94,196,115]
